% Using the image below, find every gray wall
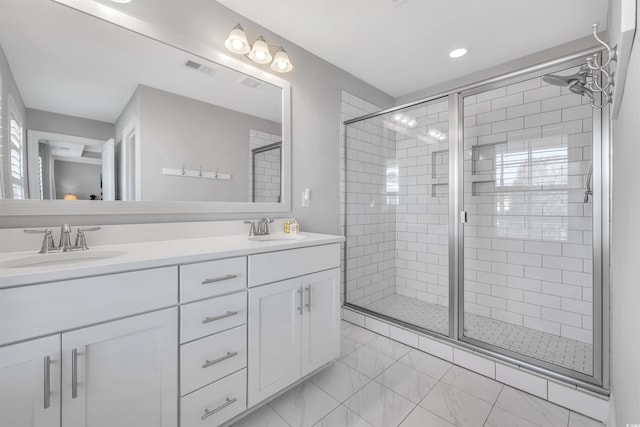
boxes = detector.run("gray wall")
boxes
[26,108,114,141]
[136,85,280,202]
[53,160,102,200]
[0,1,393,230]
[0,44,26,198]
[609,8,640,425]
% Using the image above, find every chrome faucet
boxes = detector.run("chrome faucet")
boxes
[59,224,73,252]
[256,218,274,235]
[244,218,274,236]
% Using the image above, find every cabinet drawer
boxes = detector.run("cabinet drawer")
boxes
[248,243,340,287]
[180,368,247,427]
[180,257,246,303]
[180,292,247,343]
[0,267,178,346]
[180,325,247,395]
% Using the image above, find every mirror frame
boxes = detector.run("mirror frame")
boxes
[0,0,291,216]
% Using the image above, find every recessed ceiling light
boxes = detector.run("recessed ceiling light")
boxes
[109,0,133,3]
[449,48,468,58]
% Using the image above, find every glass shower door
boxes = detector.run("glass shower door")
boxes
[460,71,596,377]
[344,96,451,336]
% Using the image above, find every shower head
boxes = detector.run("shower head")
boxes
[568,82,594,99]
[543,65,590,87]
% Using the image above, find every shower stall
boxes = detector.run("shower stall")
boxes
[343,55,609,388]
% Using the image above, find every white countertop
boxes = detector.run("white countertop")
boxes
[0,232,344,288]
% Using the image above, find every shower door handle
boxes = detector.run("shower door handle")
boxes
[460,211,468,224]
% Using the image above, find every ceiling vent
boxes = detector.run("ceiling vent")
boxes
[184,59,217,75]
[238,76,263,89]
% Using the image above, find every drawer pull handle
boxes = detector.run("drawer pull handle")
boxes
[201,274,238,285]
[202,351,238,369]
[202,311,239,324]
[43,356,51,409]
[201,397,237,420]
[71,348,78,399]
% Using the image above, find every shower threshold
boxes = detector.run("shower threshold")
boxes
[365,293,593,375]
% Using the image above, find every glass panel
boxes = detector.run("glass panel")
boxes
[461,69,594,375]
[345,97,450,336]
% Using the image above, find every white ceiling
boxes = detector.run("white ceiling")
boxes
[0,0,282,124]
[217,0,609,98]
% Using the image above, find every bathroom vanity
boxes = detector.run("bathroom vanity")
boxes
[0,233,343,427]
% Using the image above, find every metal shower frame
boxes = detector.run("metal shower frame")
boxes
[342,45,610,394]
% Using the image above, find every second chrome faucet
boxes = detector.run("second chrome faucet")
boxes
[24,224,101,253]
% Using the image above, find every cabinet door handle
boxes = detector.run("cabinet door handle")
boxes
[305,285,311,312]
[201,274,238,285]
[43,356,51,409]
[71,348,78,399]
[202,351,238,369]
[201,397,237,420]
[202,311,238,324]
[297,288,303,315]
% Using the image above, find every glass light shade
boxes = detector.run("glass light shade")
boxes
[248,36,272,64]
[63,193,78,200]
[271,47,293,73]
[225,24,250,55]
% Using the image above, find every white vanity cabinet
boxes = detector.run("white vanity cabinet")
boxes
[247,244,340,407]
[61,308,178,427]
[0,268,179,427]
[0,335,60,427]
[0,234,344,427]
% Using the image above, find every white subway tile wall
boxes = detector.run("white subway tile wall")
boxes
[340,92,392,306]
[462,71,594,354]
[248,129,281,202]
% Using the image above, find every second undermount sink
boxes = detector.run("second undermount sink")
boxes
[249,233,307,242]
[0,250,128,269]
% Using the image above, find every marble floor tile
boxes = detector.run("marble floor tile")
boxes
[419,381,493,427]
[568,412,605,427]
[399,406,455,427]
[313,404,373,427]
[269,380,340,427]
[398,349,452,379]
[310,360,371,402]
[341,325,379,346]
[375,362,438,403]
[230,403,289,427]
[339,336,361,358]
[341,345,396,378]
[495,386,569,427]
[365,336,411,360]
[484,407,540,427]
[440,365,503,404]
[345,381,415,427]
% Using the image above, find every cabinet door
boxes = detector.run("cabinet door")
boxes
[301,268,340,376]
[0,335,60,427]
[61,308,178,427]
[247,277,301,407]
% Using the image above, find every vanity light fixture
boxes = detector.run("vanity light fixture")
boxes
[225,24,293,73]
[449,48,468,58]
[224,24,251,54]
[248,36,272,64]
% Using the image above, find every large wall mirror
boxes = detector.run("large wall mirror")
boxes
[0,0,291,215]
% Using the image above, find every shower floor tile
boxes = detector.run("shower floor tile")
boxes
[364,293,593,375]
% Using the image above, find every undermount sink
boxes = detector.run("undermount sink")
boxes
[248,233,307,242]
[0,250,128,269]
